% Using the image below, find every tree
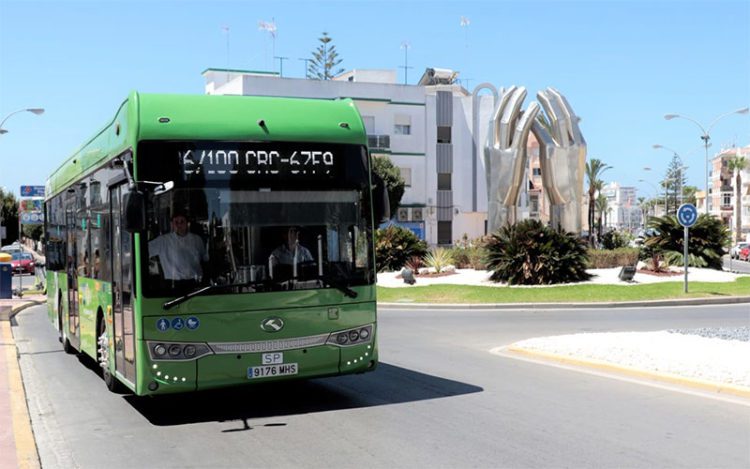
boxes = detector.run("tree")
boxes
[728,155,748,242]
[682,185,699,206]
[662,154,686,215]
[371,155,405,218]
[585,159,611,244]
[0,188,19,245]
[309,32,344,80]
[595,193,608,238]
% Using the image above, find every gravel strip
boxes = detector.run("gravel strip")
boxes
[669,327,750,342]
[511,330,750,387]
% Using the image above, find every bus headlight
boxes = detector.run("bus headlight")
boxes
[148,341,213,361]
[154,344,167,357]
[327,324,373,347]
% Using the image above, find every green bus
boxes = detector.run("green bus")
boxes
[45,92,388,395]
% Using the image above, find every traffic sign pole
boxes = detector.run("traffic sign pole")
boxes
[677,203,698,294]
[684,226,688,293]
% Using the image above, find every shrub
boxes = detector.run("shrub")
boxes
[486,219,591,285]
[601,230,629,250]
[375,225,428,272]
[424,247,454,273]
[587,248,640,269]
[405,255,424,272]
[644,214,729,270]
[450,234,490,269]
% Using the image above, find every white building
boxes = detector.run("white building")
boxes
[202,67,530,245]
[600,182,642,231]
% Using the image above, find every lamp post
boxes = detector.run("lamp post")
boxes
[664,107,749,215]
[0,108,45,135]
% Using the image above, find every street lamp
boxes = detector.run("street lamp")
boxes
[639,178,665,216]
[0,108,45,135]
[664,107,749,214]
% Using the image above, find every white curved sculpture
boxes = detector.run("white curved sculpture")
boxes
[484,86,586,234]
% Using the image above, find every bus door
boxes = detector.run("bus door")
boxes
[110,184,136,385]
[64,191,81,349]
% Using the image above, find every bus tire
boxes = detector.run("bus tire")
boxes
[59,295,74,354]
[97,313,122,393]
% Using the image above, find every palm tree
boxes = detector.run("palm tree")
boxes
[637,196,647,227]
[728,155,748,242]
[595,194,608,239]
[585,159,611,245]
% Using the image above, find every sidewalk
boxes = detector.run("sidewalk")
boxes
[1,295,44,469]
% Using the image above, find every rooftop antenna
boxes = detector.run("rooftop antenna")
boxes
[274,56,289,77]
[221,25,230,68]
[399,41,413,85]
[258,18,277,71]
[298,58,312,79]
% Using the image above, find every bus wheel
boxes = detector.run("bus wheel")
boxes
[97,317,120,392]
[59,298,74,354]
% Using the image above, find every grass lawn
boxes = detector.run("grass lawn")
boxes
[377,277,750,304]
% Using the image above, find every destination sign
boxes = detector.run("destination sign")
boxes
[178,144,341,181]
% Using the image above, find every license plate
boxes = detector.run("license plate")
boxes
[248,363,298,379]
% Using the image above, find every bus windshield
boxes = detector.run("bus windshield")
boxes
[137,140,375,298]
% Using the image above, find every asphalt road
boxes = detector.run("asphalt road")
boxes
[725,255,750,274]
[13,303,750,468]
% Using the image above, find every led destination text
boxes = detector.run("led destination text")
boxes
[181,148,336,177]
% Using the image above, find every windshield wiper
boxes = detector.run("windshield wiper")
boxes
[163,282,256,310]
[320,274,358,299]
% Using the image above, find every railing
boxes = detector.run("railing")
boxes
[367,134,390,151]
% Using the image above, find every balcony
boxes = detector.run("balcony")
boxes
[367,134,390,151]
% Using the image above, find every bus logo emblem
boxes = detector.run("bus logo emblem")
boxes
[260,317,284,332]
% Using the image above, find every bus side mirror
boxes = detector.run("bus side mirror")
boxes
[123,191,146,233]
[372,174,390,224]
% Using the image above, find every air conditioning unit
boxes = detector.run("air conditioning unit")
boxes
[411,208,424,221]
[397,207,409,222]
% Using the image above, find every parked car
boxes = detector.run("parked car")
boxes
[739,246,750,262]
[10,252,35,274]
[730,242,749,259]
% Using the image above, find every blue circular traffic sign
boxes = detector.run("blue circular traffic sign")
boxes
[677,203,698,228]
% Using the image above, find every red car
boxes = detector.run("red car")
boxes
[10,252,35,274]
[739,246,750,262]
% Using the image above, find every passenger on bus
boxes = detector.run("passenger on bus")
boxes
[148,210,208,281]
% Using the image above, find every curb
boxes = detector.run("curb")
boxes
[502,345,750,399]
[0,300,45,322]
[1,319,41,468]
[378,296,750,310]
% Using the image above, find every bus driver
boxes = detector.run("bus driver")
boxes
[148,210,208,281]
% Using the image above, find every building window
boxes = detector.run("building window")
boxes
[394,124,411,135]
[437,221,452,245]
[437,173,451,190]
[399,167,412,187]
[723,193,732,206]
[532,167,541,176]
[437,126,451,143]
[362,116,375,133]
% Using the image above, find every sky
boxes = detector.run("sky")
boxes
[0,0,748,202]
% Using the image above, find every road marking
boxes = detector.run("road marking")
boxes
[490,345,750,407]
[2,321,40,468]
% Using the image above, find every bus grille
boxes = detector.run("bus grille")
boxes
[209,334,330,354]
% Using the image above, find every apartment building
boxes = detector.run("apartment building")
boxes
[709,145,750,241]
